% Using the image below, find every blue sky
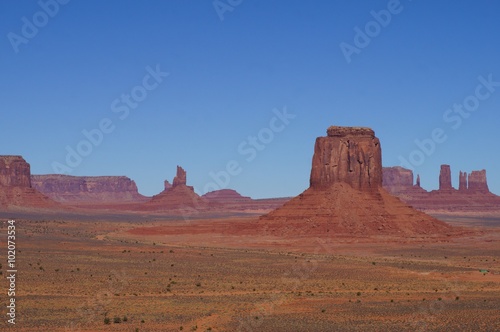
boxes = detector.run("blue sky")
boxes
[1,0,500,198]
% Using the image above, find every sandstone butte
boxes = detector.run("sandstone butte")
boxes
[0,156,286,212]
[142,166,211,211]
[143,166,289,212]
[31,174,148,204]
[0,156,60,209]
[382,164,500,214]
[260,126,452,236]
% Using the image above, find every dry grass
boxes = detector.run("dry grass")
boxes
[1,216,499,331]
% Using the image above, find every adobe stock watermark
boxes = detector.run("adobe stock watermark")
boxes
[213,0,243,21]
[175,106,295,223]
[198,106,296,194]
[64,269,132,331]
[52,64,169,173]
[7,0,71,54]
[339,0,406,64]
[399,74,499,171]
[237,238,334,332]
[408,278,464,332]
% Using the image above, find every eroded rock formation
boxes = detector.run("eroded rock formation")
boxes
[261,126,451,236]
[382,166,414,194]
[144,166,209,211]
[0,156,32,187]
[0,156,59,209]
[310,126,382,191]
[31,175,148,203]
[164,180,172,191]
[439,165,453,191]
[202,189,252,204]
[459,171,468,192]
[382,165,499,215]
[172,166,187,187]
[468,170,489,193]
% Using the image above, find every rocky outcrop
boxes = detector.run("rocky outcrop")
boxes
[459,171,468,192]
[382,165,499,215]
[310,126,382,191]
[164,180,172,191]
[31,175,148,204]
[144,166,209,211]
[468,170,489,193]
[439,165,453,191]
[0,156,32,187]
[172,166,187,187]
[382,166,414,194]
[261,126,451,236]
[202,189,252,204]
[0,156,59,209]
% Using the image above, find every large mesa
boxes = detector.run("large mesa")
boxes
[261,126,451,236]
[310,126,382,191]
[0,156,59,209]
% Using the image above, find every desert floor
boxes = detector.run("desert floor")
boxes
[1,212,500,331]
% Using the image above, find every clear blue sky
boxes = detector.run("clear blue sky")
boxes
[1,0,500,198]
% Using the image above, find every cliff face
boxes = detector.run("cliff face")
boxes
[0,156,32,187]
[261,126,451,236]
[144,166,209,211]
[172,166,187,187]
[310,126,382,191]
[459,171,468,192]
[0,156,59,209]
[382,165,499,214]
[468,170,489,193]
[31,175,148,203]
[382,166,414,194]
[439,165,453,191]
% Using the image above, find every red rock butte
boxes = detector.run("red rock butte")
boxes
[0,156,60,209]
[310,126,382,191]
[261,126,452,236]
[143,166,210,211]
[383,164,500,214]
[31,174,148,204]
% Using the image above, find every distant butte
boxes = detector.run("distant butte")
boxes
[0,156,60,209]
[143,166,210,211]
[261,126,452,236]
[31,174,148,204]
[382,165,500,215]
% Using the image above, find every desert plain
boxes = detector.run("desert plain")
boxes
[1,210,499,332]
[2,127,500,331]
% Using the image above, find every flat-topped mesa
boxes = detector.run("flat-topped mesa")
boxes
[310,126,382,191]
[261,126,452,236]
[327,126,375,138]
[30,175,147,203]
[172,166,187,187]
[0,155,32,187]
[382,166,414,194]
[468,170,489,193]
[439,165,453,191]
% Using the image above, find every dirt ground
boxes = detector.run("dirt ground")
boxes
[1,213,499,331]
